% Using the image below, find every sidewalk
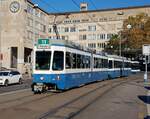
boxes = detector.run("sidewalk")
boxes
[22,73,32,80]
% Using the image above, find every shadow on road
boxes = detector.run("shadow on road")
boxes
[144,116,150,119]
[138,95,150,119]
[145,87,150,90]
[138,95,150,104]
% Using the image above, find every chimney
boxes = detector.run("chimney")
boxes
[80,3,88,11]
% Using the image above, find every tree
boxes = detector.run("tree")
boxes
[105,13,150,59]
[122,13,150,49]
[105,34,121,55]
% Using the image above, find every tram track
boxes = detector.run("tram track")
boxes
[0,91,58,109]
[38,77,138,119]
[0,74,142,119]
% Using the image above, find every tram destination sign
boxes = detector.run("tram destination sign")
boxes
[37,39,50,49]
[143,44,150,56]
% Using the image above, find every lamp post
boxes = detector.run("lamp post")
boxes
[119,31,122,57]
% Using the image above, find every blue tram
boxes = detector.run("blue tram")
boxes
[131,61,140,73]
[31,39,131,93]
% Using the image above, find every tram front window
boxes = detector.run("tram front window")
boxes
[52,51,64,71]
[35,51,51,70]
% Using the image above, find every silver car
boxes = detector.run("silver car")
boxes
[0,71,22,86]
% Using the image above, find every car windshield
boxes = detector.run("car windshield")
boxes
[35,51,51,70]
[0,72,9,76]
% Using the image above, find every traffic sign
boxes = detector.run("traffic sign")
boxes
[143,44,150,56]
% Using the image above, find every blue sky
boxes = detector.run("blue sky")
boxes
[31,0,150,13]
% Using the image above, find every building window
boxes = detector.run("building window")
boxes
[27,30,33,40]
[72,20,80,23]
[88,43,96,48]
[97,43,106,48]
[97,43,101,48]
[35,21,40,30]
[88,34,96,40]
[88,25,96,31]
[107,34,113,39]
[61,36,69,40]
[70,27,76,32]
[64,20,72,24]
[49,28,52,33]
[27,4,33,14]
[64,27,69,32]
[97,34,106,40]
[41,24,46,32]
[35,9,40,17]
[82,19,89,22]
[27,17,33,27]
[79,35,87,40]
[40,12,46,20]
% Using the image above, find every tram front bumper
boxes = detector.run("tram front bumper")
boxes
[33,83,44,92]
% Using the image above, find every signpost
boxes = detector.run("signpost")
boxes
[143,44,150,83]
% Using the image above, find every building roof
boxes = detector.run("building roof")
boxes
[27,0,150,16]
[27,0,49,15]
[49,5,150,15]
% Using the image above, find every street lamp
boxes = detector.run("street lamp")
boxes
[127,24,132,29]
[119,31,122,57]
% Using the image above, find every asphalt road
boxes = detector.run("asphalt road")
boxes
[0,79,32,94]
[0,72,148,119]
[72,73,147,119]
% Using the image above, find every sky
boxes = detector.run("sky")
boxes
[31,0,150,13]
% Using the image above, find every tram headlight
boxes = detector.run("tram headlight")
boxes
[40,77,44,80]
[56,75,60,80]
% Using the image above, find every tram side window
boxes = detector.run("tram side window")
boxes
[124,62,127,68]
[72,53,77,69]
[52,51,64,71]
[98,58,102,68]
[94,57,101,68]
[114,61,120,68]
[109,60,113,69]
[87,56,91,68]
[82,55,85,68]
[102,59,108,68]
[128,62,131,68]
[77,54,82,68]
[94,58,97,68]
[66,52,72,69]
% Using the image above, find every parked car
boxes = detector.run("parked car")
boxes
[0,70,22,86]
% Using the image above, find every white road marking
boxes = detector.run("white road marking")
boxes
[0,88,31,96]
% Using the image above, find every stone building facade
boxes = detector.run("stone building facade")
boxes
[0,0,150,73]
[48,5,150,51]
[0,0,49,73]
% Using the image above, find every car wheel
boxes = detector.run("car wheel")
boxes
[4,80,9,87]
[19,78,23,84]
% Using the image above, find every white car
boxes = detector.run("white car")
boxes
[0,71,23,86]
